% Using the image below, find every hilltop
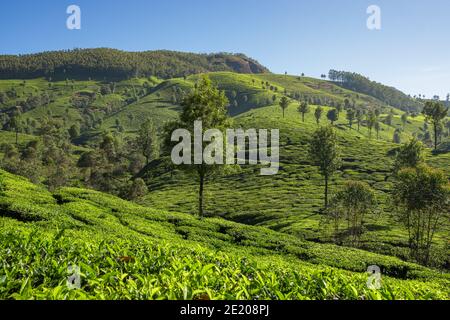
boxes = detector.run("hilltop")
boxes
[0,48,269,81]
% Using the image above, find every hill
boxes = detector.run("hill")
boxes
[139,102,450,264]
[328,70,423,112]
[0,69,449,300]
[0,169,449,299]
[0,49,269,81]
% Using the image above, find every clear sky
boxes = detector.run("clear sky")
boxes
[1,0,449,98]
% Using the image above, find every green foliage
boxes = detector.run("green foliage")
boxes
[308,126,342,207]
[314,106,323,125]
[164,76,230,216]
[279,96,289,118]
[346,108,356,129]
[136,119,159,165]
[328,70,423,112]
[326,109,339,125]
[422,101,449,150]
[297,101,310,122]
[329,181,377,243]
[393,138,425,173]
[0,68,449,300]
[127,178,148,200]
[0,169,449,300]
[0,49,269,81]
[392,165,450,265]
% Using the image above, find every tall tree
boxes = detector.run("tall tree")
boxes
[422,101,448,150]
[308,126,342,208]
[346,108,355,129]
[327,109,339,125]
[366,110,377,139]
[356,108,364,132]
[314,106,323,125]
[297,101,310,122]
[9,106,22,146]
[279,96,289,118]
[392,165,449,265]
[164,76,230,216]
[137,119,160,165]
[374,121,381,140]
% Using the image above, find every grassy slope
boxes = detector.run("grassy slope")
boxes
[141,102,450,259]
[0,72,434,141]
[1,73,449,300]
[0,169,449,300]
[1,73,448,254]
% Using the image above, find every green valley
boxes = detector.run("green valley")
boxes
[0,49,449,301]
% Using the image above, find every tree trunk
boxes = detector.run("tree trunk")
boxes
[15,129,18,146]
[324,174,329,208]
[434,124,438,151]
[302,114,305,122]
[198,172,205,216]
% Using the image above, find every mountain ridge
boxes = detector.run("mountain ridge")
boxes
[0,48,270,80]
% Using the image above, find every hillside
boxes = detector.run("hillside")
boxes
[0,169,449,299]
[0,49,269,81]
[0,71,423,137]
[0,69,449,300]
[140,102,450,263]
[328,70,423,112]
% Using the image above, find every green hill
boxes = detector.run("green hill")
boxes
[0,67,449,300]
[0,169,448,299]
[139,102,449,260]
[328,70,423,112]
[0,49,269,81]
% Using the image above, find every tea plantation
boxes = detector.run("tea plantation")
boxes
[0,169,449,300]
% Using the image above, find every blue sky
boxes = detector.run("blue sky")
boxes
[1,0,449,98]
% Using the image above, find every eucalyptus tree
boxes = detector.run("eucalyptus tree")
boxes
[308,126,342,208]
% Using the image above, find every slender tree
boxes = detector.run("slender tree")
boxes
[137,119,160,165]
[279,96,289,118]
[422,101,448,150]
[356,108,364,132]
[297,101,310,122]
[346,108,355,129]
[308,126,342,208]
[366,111,377,139]
[314,106,323,125]
[374,121,381,140]
[164,76,230,216]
